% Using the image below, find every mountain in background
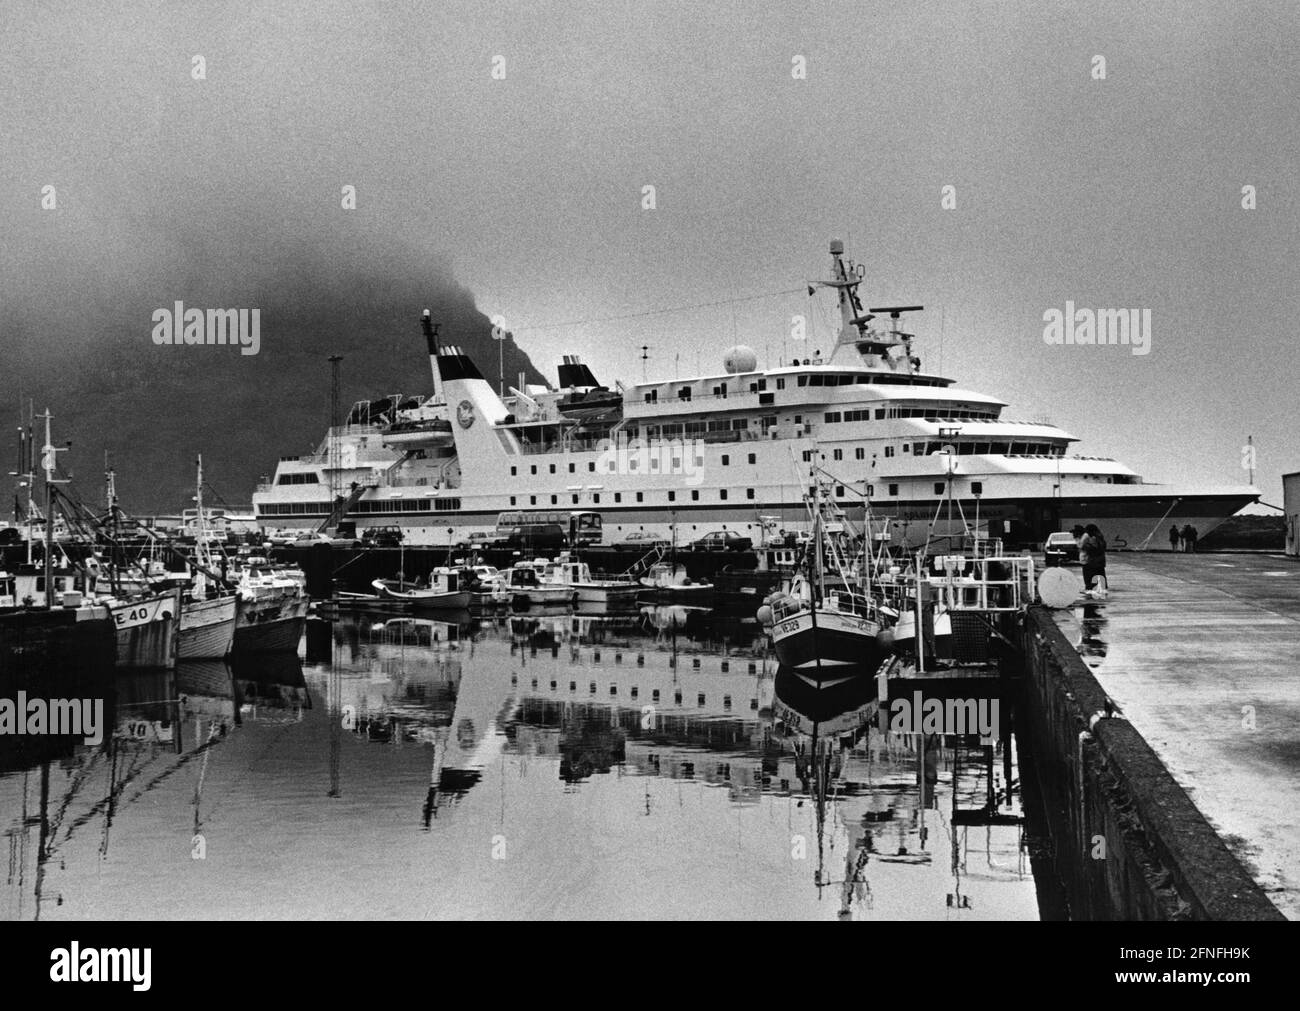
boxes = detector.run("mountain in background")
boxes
[4,236,546,515]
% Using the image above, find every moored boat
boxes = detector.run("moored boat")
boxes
[543,557,640,607]
[179,594,237,659]
[234,566,309,653]
[506,563,574,607]
[371,567,472,609]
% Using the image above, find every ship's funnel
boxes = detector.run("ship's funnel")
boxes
[421,310,442,398]
[557,355,601,391]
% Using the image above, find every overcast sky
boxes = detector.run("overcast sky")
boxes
[2,0,1296,505]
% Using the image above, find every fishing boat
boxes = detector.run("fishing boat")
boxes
[371,567,472,609]
[506,562,574,607]
[177,456,238,659]
[637,562,715,602]
[543,557,640,607]
[233,565,309,653]
[758,481,889,678]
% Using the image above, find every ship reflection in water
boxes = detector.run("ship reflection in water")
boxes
[1,606,1039,920]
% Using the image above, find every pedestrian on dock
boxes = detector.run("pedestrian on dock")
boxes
[1080,523,1108,595]
[1188,525,1199,552]
[1169,524,1181,553]
[1181,523,1195,553]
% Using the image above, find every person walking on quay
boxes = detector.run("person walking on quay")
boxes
[1169,524,1181,553]
[1181,523,1195,553]
[1188,524,1199,552]
[1080,523,1108,595]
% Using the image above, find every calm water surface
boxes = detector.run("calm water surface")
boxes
[1,606,1039,920]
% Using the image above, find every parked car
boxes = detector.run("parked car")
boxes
[361,526,404,547]
[615,530,670,552]
[1043,531,1080,566]
[691,530,753,552]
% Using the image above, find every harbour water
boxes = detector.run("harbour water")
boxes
[1,607,1039,921]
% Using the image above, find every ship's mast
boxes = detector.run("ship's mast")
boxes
[38,409,68,609]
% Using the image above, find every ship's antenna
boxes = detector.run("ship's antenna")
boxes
[640,345,651,382]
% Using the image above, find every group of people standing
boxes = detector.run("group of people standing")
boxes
[1169,524,1199,552]
[1071,523,1108,593]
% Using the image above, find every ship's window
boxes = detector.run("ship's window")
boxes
[530,465,537,475]
[855,447,865,460]
[794,415,802,425]
[746,488,755,499]
[636,492,643,503]
[569,463,575,473]
[865,484,874,497]
[551,495,558,504]
[721,455,729,466]
[875,409,885,419]
[748,453,756,464]
[572,495,579,504]
[833,449,843,460]
[972,481,983,495]
[802,451,813,462]
[510,496,517,505]
[510,466,517,476]
[614,493,621,503]
[901,444,909,453]
[797,375,808,387]
[691,490,699,501]
[888,484,899,496]
[530,496,537,505]
[776,378,786,390]
[719,489,727,500]
[588,462,595,472]
[757,379,767,391]
[836,486,845,497]
[679,387,692,400]
[549,464,556,474]
[884,446,894,458]
[668,491,676,502]
[914,444,924,455]
[934,482,945,495]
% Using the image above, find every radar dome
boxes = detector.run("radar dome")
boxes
[723,345,758,374]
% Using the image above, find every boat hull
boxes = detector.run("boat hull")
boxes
[109,591,180,669]
[770,607,883,675]
[573,583,641,606]
[179,596,237,659]
[234,594,309,653]
[511,587,574,607]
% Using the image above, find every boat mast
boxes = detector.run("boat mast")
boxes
[37,409,67,609]
[105,453,121,595]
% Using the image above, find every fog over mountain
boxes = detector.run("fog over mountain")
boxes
[3,206,546,514]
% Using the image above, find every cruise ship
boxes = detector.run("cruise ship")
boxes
[253,240,1258,549]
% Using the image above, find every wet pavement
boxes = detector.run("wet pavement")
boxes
[1,607,1038,920]
[1050,551,1300,919]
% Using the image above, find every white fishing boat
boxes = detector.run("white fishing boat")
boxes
[543,557,640,607]
[506,562,574,606]
[371,567,472,609]
[178,455,238,660]
[637,562,714,601]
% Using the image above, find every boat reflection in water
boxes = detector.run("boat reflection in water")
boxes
[0,606,1042,920]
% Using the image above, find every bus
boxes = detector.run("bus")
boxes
[494,510,602,547]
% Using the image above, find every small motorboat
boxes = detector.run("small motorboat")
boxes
[506,563,574,607]
[371,568,472,609]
